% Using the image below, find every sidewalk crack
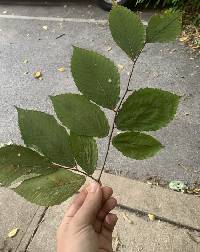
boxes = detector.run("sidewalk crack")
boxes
[117,204,200,233]
[16,207,48,252]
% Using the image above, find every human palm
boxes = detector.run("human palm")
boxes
[57,182,117,252]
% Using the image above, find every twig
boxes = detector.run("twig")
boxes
[56,33,66,39]
[97,54,140,182]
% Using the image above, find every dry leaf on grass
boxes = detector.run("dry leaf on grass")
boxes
[107,47,112,52]
[8,228,19,238]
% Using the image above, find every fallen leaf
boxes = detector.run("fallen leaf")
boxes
[122,212,134,224]
[179,36,188,42]
[8,228,19,238]
[24,72,29,75]
[33,71,42,79]
[42,25,48,31]
[23,59,28,64]
[148,213,155,221]
[193,188,200,193]
[107,46,112,52]
[169,180,188,192]
[57,67,65,72]
[117,64,124,71]
[113,231,123,251]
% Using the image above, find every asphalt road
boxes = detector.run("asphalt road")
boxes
[0,1,199,184]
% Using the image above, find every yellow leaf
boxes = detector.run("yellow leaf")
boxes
[179,37,188,42]
[8,228,19,238]
[107,46,112,52]
[58,67,65,72]
[148,213,155,221]
[33,71,42,79]
[23,59,28,64]
[118,64,124,71]
[122,212,134,224]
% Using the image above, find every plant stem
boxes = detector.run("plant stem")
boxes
[52,162,98,182]
[97,54,140,182]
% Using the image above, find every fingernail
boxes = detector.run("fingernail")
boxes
[89,182,99,193]
[106,215,111,225]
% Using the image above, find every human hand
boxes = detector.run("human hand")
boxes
[57,182,118,252]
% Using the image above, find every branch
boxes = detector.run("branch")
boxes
[97,54,140,182]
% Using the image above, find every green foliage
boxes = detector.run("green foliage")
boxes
[112,132,163,160]
[17,108,75,167]
[70,133,98,175]
[51,94,109,138]
[146,11,182,43]
[109,5,145,59]
[0,6,181,206]
[71,47,120,109]
[115,88,180,131]
[14,169,85,206]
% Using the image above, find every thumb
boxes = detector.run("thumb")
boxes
[75,182,102,226]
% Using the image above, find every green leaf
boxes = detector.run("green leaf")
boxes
[70,132,98,175]
[112,132,163,160]
[17,108,75,167]
[109,6,145,59]
[115,88,180,131]
[71,47,120,109]
[0,145,53,186]
[51,94,109,138]
[0,145,85,206]
[14,169,85,206]
[146,11,182,43]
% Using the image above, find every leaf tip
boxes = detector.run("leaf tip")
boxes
[15,106,24,113]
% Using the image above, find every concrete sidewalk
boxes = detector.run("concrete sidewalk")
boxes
[1,172,200,252]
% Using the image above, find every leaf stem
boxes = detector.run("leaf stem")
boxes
[52,162,98,182]
[97,54,140,182]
